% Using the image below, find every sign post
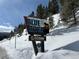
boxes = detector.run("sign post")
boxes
[29,35,46,55]
[32,41,38,55]
[24,16,49,55]
[41,41,44,52]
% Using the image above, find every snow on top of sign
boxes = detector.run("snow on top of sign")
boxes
[24,16,46,21]
[24,16,48,27]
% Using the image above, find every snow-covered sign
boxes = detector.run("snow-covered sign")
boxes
[24,16,48,55]
[24,16,48,35]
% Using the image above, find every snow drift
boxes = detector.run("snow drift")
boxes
[33,49,79,59]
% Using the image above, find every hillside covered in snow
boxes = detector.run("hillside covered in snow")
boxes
[0,24,79,59]
[0,13,79,59]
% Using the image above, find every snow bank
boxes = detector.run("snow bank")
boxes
[47,13,61,27]
[46,26,79,51]
[53,13,61,26]
[33,49,79,59]
[0,29,34,59]
[0,47,9,59]
[0,20,79,59]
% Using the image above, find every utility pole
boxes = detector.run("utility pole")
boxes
[14,31,17,49]
[15,34,16,48]
[73,8,77,24]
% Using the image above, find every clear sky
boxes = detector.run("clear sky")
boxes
[0,0,49,27]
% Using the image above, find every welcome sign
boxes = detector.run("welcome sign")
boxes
[24,16,47,35]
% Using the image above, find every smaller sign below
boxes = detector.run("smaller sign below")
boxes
[29,36,46,41]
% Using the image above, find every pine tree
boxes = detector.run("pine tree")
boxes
[36,4,46,19]
[17,24,24,36]
[48,0,59,15]
[60,0,65,6]
[70,0,79,24]
[52,0,59,13]
[44,6,49,18]
[60,0,79,24]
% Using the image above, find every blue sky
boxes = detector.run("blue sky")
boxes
[0,0,48,27]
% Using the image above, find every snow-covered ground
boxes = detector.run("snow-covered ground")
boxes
[47,13,61,26]
[1,13,79,59]
[33,26,79,59]
[0,29,34,59]
[46,26,79,51]
[0,26,79,59]
[32,49,79,59]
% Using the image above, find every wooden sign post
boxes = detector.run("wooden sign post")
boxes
[32,40,38,55]
[29,35,46,55]
[24,16,49,55]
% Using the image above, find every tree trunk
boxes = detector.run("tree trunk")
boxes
[73,9,77,24]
